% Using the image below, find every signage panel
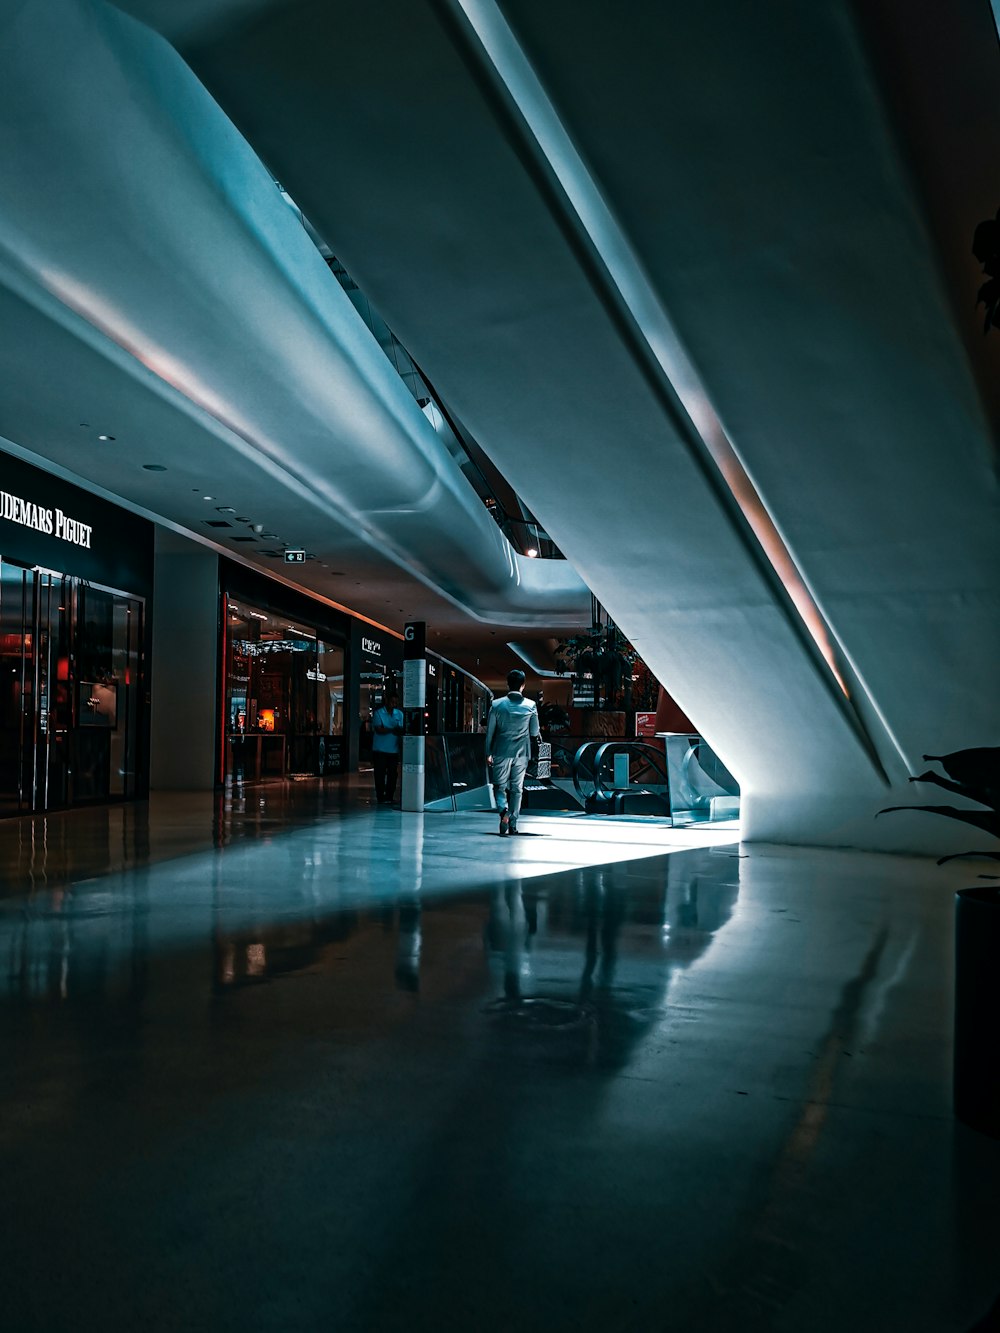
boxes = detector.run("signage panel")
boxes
[403,620,426,659]
[283,549,306,564]
[403,658,426,709]
[635,712,658,738]
[0,450,153,595]
[0,490,93,548]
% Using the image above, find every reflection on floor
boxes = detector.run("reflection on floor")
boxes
[1,781,999,1332]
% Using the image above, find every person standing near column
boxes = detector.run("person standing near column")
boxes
[486,669,540,836]
[371,691,404,806]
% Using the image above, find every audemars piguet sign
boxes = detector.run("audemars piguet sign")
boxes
[0,489,93,548]
[0,451,153,596]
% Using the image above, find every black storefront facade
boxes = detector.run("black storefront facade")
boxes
[0,450,483,808]
[0,452,153,815]
[219,560,406,786]
[221,559,413,778]
[354,622,404,766]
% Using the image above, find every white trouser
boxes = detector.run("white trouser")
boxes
[492,754,529,820]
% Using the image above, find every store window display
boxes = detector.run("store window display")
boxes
[0,561,144,813]
[224,598,345,783]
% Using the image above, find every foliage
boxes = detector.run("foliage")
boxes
[554,623,657,712]
[878,747,1000,868]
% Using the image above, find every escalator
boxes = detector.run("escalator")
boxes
[566,734,740,824]
[421,730,739,824]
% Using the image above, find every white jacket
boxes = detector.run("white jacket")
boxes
[486,692,540,762]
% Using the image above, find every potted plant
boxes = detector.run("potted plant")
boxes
[879,747,1000,1137]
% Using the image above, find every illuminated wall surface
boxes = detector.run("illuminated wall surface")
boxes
[1,0,998,849]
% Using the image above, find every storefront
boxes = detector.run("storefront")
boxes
[0,453,153,814]
[356,627,403,761]
[220,561,350,784]
[424,655,491,735]
[217,562,499,786]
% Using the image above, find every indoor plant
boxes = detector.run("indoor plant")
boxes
[879,747,1000,1137]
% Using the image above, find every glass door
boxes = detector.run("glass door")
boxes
[34,569,72,810]
[0,561,32,814]
[75,582,143,804]
[0,560,144,814]
[223,597,346,783]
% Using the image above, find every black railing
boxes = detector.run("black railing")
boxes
[482,504,564,559]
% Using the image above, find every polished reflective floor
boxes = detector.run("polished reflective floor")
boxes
[2,780,999,1331]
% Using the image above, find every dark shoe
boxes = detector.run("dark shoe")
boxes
[509,819,518,835]
[499,813,510,836]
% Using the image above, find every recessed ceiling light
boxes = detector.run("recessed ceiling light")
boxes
[79,422,90,428]
[235,516,251,523]
[98,434,115,442]
[216,506,236,514]
[142,464,167,472]
[261,531,278,539]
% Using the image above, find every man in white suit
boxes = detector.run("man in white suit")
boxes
[486,669,540,836]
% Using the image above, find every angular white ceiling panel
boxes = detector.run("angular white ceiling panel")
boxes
[0,0,590,631]
[130,0,1000,853]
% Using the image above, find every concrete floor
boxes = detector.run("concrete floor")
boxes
[1,780,999,1331]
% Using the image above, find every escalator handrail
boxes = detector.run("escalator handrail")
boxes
[591,740,670,803]
[571,740,604,803]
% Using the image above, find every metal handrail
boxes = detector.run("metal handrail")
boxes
[571,741,604,803]
[591,741,670,803]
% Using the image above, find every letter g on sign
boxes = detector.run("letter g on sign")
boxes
[404,626,415,641]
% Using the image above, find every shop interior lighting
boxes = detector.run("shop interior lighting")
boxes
[525,546,538,557]
[97,434,115,441]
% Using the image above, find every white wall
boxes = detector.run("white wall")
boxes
[0,0,589,631]
[149,529,219,790]
[166,0,1000,853]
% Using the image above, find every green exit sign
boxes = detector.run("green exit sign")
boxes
[283,549,306,564]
